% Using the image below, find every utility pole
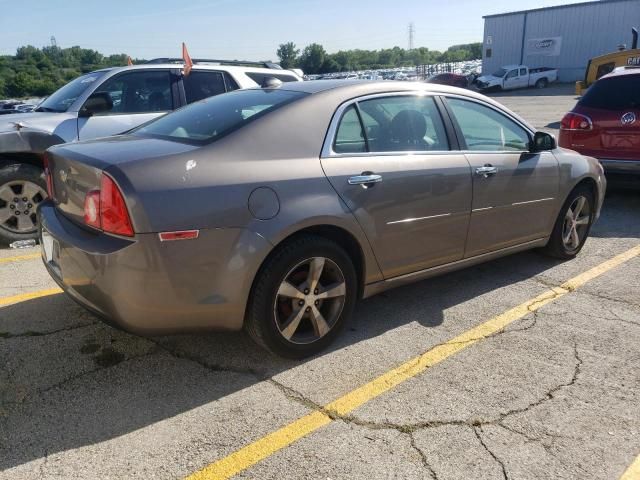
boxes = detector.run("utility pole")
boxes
[408,23,415,51]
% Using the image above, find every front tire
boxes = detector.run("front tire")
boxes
[542,185,594,259]
[245,234,357,359]
[0,163,47,245]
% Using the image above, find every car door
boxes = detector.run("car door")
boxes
[321,93,472,279]
[444,96,559,257]
[519,68,529,88]
[77,69,178,141]
[502,69,521,90]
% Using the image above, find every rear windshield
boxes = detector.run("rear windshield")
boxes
[580,75,640,110]
[36,71,107,113]
[134,89,307,144]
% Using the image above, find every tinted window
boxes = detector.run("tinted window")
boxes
[134,89,307,144]
[580,75,640,110]
[334,105,366,153]
[184,71,226,103]
[92,71,172,114]
[36,71,107,113]
[448,98,530,151]
[357,95,449,152]
[519,68,527,76]
[245,72,299,85]
[506,70,518,79]
[224,72,240,91]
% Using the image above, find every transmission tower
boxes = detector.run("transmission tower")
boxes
[50,36,57,47]
[408,23,415,51]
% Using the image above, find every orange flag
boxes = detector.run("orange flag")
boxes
[127,56,133,66]
[182,42,193,76]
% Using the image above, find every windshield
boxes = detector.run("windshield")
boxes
[580,75,640,110]
[492,68,507,78]
[36,71,107,113]
[134,89,308,144]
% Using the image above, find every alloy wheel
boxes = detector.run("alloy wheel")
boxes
[562,195,591,250]
[274,257,347,345]
[0,181,47,234]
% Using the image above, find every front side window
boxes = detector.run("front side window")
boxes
[519,68,527,76]
[506,69,518,79]
[184,71,226,104]
[91,70,173,115]
[447,98,530,151]
[134,89,307,144]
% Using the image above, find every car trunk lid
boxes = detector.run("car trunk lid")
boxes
[46,135,199,228]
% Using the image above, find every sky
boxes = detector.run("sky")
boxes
[1,0,590,60]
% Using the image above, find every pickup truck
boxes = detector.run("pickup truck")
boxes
[0,59,302,244]
[476,65,558,91]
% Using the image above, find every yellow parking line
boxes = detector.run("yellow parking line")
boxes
[0,253,41,265]
[620,453,640,480]
[185,244,640,480]
[0,287,62,307]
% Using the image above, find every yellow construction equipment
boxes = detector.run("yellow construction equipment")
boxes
[576,28,639,95]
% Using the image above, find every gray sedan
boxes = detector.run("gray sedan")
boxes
[39,80,606,358]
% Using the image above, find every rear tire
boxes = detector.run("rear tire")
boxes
[0,163,47,245]
[535,78,548,89]
[245,234,357,359]
[542,185,594,259]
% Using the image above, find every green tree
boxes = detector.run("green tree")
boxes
[298,43,327,74]
[276,42,299,69]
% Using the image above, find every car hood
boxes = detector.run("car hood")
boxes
[477,75,501,84]
[0,111,76,134]
[48,134,200,169]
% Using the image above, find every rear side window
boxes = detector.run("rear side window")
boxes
[93,71,173,114]
[580,75,640,110]
[334,106,366,153]
[245,72,299,85]
[183,71,226,104]
[333,95,449,153]
[134,89,308,144]
[447,98,530,151]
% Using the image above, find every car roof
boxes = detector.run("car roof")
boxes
[95,64,299,76]
[601,66,640,80]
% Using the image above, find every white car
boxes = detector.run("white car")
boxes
[0,58,302,244]
[476,65,558,91]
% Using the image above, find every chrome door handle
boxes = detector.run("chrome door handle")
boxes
[348,174,383,186]
[475,166,498,177]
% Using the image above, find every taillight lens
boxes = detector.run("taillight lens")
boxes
[82,174,134,237]
[560,112,593,131]
[43,154,54,198]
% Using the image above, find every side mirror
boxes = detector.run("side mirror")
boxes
[530,131,557,152]
[79,92,113,117]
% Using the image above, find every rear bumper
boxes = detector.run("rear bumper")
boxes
[38,201,272,335]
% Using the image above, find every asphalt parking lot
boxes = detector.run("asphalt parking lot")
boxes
[1,85,639,480]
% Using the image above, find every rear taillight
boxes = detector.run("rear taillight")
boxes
[82,174,134,237]
[560,112,593,131]
[43,154,54,198]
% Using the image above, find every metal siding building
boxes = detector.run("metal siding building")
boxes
[482,0,640,82]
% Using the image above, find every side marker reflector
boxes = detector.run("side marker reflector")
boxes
[159,230,200,242]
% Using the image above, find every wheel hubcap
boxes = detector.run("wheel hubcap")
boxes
[562,195,591,250]
[274,257,347,344]
[0,181,47,233]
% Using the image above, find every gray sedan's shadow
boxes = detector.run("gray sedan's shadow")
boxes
[0,189,636,471]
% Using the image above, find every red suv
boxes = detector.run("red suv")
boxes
[559,68,640,175]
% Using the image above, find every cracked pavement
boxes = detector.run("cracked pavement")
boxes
[1,92,640,479]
